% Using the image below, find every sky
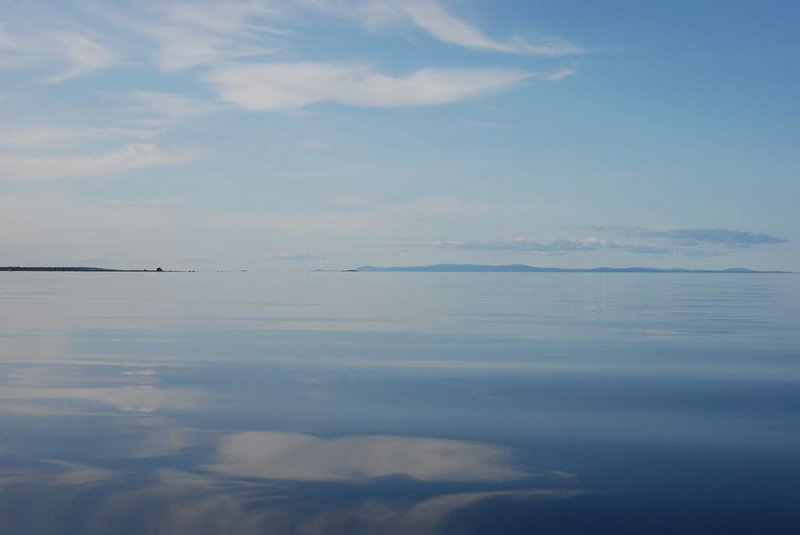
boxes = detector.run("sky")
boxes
[1,0,798,271]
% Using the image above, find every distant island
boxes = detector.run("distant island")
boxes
[338,264,789,274]
[1,267,170,272]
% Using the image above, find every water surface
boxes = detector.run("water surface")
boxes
[1,273,798,534]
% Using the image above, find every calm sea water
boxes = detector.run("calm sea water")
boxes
[1,272,798,534]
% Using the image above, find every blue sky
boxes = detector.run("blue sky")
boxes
[1,0,797,270]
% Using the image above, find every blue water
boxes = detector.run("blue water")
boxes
[1,272,798,534]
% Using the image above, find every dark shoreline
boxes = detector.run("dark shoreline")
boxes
[0,267,176,272]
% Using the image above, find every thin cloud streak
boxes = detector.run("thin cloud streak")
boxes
[635,227,787,246]
[0,144,195,181]
[543,67,577,81]
[587,226,788,247]
[400,227,788,257]
[203,62,533,110]
[91,0,281,72]
[39,32,120,83]
[307,0,585,56]
[0,126,158,148]
[0,24,119,82]
[91,0,583,73]
[401,1,584,55]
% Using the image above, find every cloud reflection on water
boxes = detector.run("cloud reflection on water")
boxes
[0,429,576,535]
[0,364,203,414]
[208,431,526,482]
[0,460,117,489]
[96,469,579,535]
[0,362,581,534]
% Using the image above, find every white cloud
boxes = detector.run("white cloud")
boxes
[93,0,583,66]
[0,24,119,82]
[40,32,121,83]
[0,24,31,68]
[0,143,195,181]
[543,67,577,81]
[304,0,584,56]
[203,62,532,110]
[161,1,282,34]
[148,25,275,72]
[400,1,584,56]
[96,1,280,72]
[3,1,581,88]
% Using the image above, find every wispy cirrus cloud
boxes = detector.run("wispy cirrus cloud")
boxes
[397,1,584,55]
[0,144,195,181]
[75,0,293,76]
[202,62,533,110]
[303,0,585,56]
[0,0,580,189]
[39,32,121,83]
[149,1,576,112]
[4,0,579,115]
[542,67,577,81]
[0,126,157,149]
[93,0,584,66]
[0,24,120,83]
[123,2,280,72]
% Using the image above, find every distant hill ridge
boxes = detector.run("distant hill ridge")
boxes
[351,264,788,273]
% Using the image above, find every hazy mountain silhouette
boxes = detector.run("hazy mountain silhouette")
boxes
[350,264,786,273]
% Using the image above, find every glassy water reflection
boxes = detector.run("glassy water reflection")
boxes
[0,273,799,534]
